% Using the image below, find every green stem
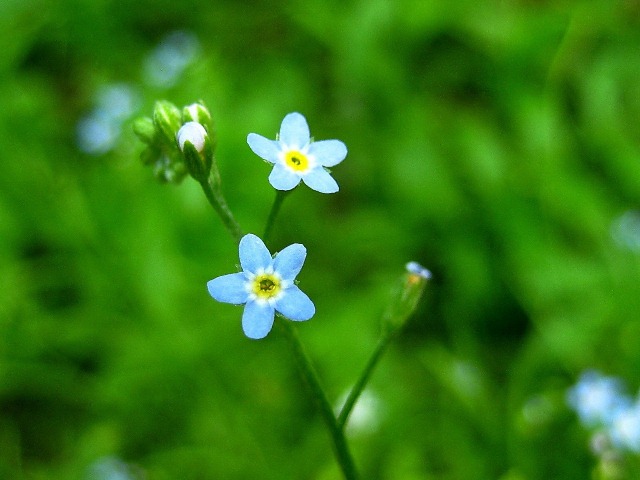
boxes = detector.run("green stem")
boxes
[337,331,395,430]
[199,168,243,243]
[278,319,358,480]
[262,190,290,242]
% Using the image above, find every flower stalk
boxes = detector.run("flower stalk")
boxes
[263,190,291,242]
[278,319,359,480]
[199,169,242,243]
[339,263,431,430]
[337,332,393,431]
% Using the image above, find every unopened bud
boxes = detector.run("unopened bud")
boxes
[153,100,182,146]
[132,117,156,145]
[182,102,212,126]
[177,122,212,182]
[382,261,431,334]
[177,121,207,152]
[405,261,432,280]
[152,154,187,184]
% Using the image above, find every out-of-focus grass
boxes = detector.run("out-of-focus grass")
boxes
[1,1,640,478]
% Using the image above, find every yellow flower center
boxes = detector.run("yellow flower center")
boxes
[252,273,281,299]
[285,150,310,172]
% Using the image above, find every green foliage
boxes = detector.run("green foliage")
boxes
[1,0,640,478]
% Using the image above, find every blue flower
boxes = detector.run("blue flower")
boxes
[207,233,315,339]
[610,403,640,453]
[567,371,630,428]
[247,112,347,194]
[405,261,432,280]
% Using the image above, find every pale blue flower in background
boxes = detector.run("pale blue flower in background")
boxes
[76,83,139,155]
[612,210,640,252]
[77,114,120,155]
[85,456,139,480]
[567,371,629,428]
[207,234,315,339]
[143,31,200,88]
[247,112,347,194]
[610,403,640,453]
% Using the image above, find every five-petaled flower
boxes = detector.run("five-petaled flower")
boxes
[247,112,347,194]
[207,233,315,339]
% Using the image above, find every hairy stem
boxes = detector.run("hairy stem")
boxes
[199,168,242,243]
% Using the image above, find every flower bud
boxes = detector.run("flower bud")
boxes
[132,117,156,145]
[177,121,212,182]
[405,261,432,280]
[182,102,212,127]
[177,121,207,152]
[382,261,431,334]
[152,154,187,184]
[153,100,182,147]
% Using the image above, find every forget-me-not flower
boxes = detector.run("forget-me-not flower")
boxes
[247,112,347,194]
[207,234,315,339]
[567,371,630,428]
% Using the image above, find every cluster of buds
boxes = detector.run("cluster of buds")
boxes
[133,100,215,183]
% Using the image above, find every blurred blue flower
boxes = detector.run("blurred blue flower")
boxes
[406,261,432,279]
[143,31,200,88]
[85,456,139,480]
[567,371,629,428]
[610,403,640,453]
[247,112,347,194]
[207,234,315,339]
[612,210,640,252]
[76,83,139,155]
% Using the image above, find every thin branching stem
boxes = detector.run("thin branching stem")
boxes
[337,331,394,430]
[262,189,290,242]
[199,169,242,243]
[278,319,359,480]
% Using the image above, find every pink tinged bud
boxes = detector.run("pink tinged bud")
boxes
[177,121,207,152]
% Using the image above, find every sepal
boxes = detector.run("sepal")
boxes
[182,102,212,128]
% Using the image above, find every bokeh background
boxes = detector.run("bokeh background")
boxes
[2,0,640,478]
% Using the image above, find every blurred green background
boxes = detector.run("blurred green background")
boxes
[2,0,640,478]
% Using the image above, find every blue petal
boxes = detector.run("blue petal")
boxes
[275,286,315,321]
[269,163,301,191]
[279,112,310,148]
[302,168,339,194]
[273,243,306,282]
[247,133,280,163]
[308,140,347,167]
[239,234,272,274]
[242,300,275,339]
[207,273,249,304]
